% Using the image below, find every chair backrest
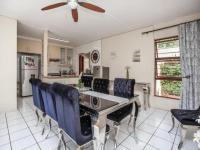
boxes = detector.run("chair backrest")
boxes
[114,78,135,98]
[93,78,109,94]
[52,83,91,145]
[39,82,57,121]
[81,75,93,88]
[29,78,45,112]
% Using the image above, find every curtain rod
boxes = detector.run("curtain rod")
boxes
[142,19,200,35]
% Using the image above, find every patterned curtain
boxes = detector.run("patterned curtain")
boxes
[179,20,200,109]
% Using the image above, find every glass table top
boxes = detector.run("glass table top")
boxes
[79,93,119,113]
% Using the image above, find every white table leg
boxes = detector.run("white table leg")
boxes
[93,115,107,150]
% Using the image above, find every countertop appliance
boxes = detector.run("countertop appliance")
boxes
[18,54,40,96]
[93,66,109,79]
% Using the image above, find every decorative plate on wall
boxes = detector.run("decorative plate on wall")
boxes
[91,50,100,64]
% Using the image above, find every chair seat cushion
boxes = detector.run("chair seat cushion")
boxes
[107,104,133,123]
[171,109,200,126]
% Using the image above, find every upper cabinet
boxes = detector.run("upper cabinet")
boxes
[60,48,73,67]
[17,38,42,54]
[48,45,61,59]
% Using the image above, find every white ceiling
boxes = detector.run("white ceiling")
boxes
[0,0,200,46]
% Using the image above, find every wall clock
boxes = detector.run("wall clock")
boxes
[91,50,100,64]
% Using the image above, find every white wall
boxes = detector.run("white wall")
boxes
[74,13,200,110]
[74,40,102,74]
[0,16,17,112]
[101,13,200,110]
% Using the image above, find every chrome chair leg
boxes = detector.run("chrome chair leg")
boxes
[178,124,187,150]
[133,101,139,136]
[128,114,133,126]
[35,109,40,126]
[41,113,46,135]
[61,133,66,150]
[57,129,62,150]
[168,115,175,133]
[103,132,110,150]
[113,122,120,149]
[45,118,52,139]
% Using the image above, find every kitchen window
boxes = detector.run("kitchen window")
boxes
[155,36,181,99]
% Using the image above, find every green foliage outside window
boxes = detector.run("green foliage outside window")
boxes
[160,63,182,96]
[157,40,179,49]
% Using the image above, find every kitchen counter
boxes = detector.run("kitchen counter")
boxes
[42,75,79,85]
[43,75,79,79]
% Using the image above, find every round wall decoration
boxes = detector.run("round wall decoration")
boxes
[91,50,100,64]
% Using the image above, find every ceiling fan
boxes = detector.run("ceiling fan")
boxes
[41,0,105,22]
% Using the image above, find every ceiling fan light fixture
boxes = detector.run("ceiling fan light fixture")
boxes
[68,0,78,9]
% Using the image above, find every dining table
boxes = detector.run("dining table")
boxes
[79,90,140,150]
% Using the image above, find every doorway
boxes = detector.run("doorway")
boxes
[79,53,90,75]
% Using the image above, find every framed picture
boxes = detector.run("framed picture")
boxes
[133,50,141,62]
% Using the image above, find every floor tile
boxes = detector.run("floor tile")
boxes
[23,115,37,122]
[0,134,10,146]
[103,139,114,150]
[0,127,8,136]
[33,130,55,143]
[38,136,59,150]
[154,128,175,142]
[121,136,146,150]
[10,128,32,142]
[0,117,6,124]
[138,123,157,134]
[119,123,134,135]
[11,135,36,150]
[116,145,129,150]
[143,118,161,127]
[6,114,22,121]
[132,129,152,143]
[21,111,35,118]
[6,111,21,117]
[148,136,173,150]
[29,124,44,134]
[26,119,38,127]
[118,131,129,144]
[8,123,27,133]
[0,144,11,150]
[1,97,198,150]
[23,144,40,150]
[0,120,7,128]
[158,122,177,134]
[144,145,159,150]
[180,139,199,150]
[7,118,25,127]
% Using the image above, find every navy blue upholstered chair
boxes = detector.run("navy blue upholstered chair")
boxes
[93,78,109,94]
[169,107,200,149]
[29,79,46,127]
[52,83,93,150]
[39,82,58,138]
[107,78,137,148]
[81,75,93,88]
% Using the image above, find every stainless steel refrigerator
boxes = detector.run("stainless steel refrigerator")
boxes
[18,54,40,96]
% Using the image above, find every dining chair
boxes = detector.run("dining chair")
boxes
[92,78,109,94]
[29,78,46,134]
[51,83,94,150]
[107,78,137,148]
[81,75,93,88]
[169,107,200,149]
[39,82,58,139]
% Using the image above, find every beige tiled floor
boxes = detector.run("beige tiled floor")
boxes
[0,97,198,150]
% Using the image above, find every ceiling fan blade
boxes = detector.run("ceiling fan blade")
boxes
[41,2,67,11]
[72,9,78,22]
[78,2,105,13]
